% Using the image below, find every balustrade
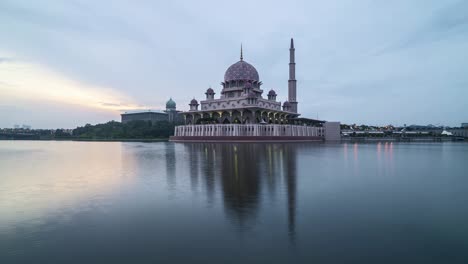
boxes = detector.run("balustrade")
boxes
[174,124,324,137]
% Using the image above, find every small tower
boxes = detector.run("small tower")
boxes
[282,101,291,112]
[267,89,277,101]
[189,98,199,111]
[205,87,215,100]
[288,38,298,113]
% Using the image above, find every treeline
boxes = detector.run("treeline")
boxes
[72,120,175,139]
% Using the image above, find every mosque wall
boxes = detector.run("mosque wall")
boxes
[175,124,324,137]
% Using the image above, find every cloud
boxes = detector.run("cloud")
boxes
[0,57,14,63]
[0,0,467,127]
[373,1,468,56]
[0,58,154,114]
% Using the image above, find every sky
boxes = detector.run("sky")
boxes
[0,0,467,128]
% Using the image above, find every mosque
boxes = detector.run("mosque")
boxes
[171,38,340,141]
[182,39,302,125]
[122,38,340,141]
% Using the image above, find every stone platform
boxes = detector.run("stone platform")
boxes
[169,135,323,142]
[169,123,341,142]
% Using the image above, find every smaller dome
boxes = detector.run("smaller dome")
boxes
[268,89,277,96]
[283,101,291,107]
[190,98,198,105]
[206,88,214,94]
[166,98,176,109]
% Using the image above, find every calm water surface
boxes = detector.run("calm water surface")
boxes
[1,141,468,263]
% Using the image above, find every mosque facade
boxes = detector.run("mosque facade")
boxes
[182,39,302,126]
[170,39,340,141]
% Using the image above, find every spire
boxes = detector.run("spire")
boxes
[290,38,294,49]
[240,43,243,61]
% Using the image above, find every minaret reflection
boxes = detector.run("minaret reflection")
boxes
[283,144,297,244]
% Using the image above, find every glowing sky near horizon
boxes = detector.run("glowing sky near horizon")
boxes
[0,0,467,128]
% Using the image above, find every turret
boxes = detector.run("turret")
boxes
[189,98,199,111]
[267,89,277,101]
[282,101,291,112]
[205,87,215,100]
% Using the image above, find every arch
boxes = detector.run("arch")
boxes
[231,110,242,121]
[212,112,221,119]
[267,112,274,123]
[261,111,268,122]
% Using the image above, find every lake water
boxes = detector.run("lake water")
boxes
[1,141,468,263]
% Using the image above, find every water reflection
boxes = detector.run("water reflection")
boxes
[3,141,468,263]
[180,143,298,241]
[283,144,297,243]
[165,142,176,189]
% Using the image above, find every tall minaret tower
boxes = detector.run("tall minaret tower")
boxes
[288,38,298,113]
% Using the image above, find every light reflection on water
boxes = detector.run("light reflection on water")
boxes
[1,141,468,263]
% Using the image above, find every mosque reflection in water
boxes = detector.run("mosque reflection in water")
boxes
[164,143,298,241]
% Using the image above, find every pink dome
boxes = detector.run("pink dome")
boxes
[224,60,259,82]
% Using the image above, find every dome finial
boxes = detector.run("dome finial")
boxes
[240,43,243,61]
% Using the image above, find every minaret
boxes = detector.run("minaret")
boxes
[288,38,298,113]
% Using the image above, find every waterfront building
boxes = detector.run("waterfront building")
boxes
[171,39,340,142]
[121,98,182,124]
[450,127,468,138]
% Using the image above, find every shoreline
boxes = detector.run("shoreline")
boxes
[1,138,466,143]
[0,138,169,142]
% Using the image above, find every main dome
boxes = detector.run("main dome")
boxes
[224,60,259,82]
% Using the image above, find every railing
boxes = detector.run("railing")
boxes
[174,124,324,137]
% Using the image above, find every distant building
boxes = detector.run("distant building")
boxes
[462,123,468,128]
[13,124,31,129]
[121,98,182,124]
[450,127,468,138]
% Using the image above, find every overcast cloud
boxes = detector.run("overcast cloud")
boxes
[0,0,467,128]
